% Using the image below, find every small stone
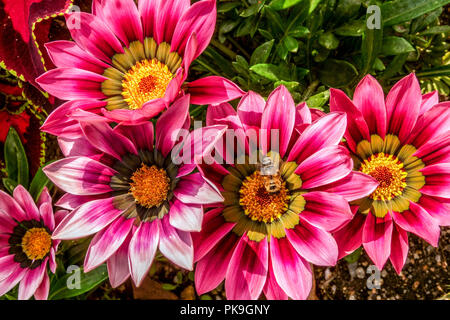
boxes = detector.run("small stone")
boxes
[435,255,441,264]
[381,270,388,278]
[349,294,356,300]
[180,285,196,300]
[348,262,357,279]
[413,281,420,290]
[356,267,365,279]
[325,268,332,280]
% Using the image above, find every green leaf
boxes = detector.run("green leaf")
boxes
[361,15,383,75]
[319,59,358,87]
[269,0,304,10]
[250,40,275,66]
[240,3,261,17]
[29,163,54,202]
[200,294,213,300]
[4,127,29,189]
[289,25,310,38]
[48,265,108,300]
[381,0,450,27]
[218,2,241,13]
[344,247,362,264]
[250,63,282,81]
[2,178,18,195]
[318,32,339,50]
[419,25,450,35]
[162,283,178,291]
[381,36,415,56]
[306,90,330,109]
[335,20,365,37]
[283,36,299,53]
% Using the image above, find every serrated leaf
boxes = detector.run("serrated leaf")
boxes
[48,265,108,300]
[250,40,275,65]
[382,36,415,56]
[4,127,29,188]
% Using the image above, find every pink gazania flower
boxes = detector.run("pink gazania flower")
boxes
[43,94,227,288]
[36,0,244,133]
[331,73,450,274]
[0,186,64,300]
[192,86,378,300]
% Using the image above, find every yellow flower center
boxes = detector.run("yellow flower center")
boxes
[239,171,290,223]
[130,164,170,208]
[21,228,52,261]
[121,59,173,110]
[360,152,407,201]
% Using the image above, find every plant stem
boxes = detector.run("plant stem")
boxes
[227,36,251,60]
[195,59,221,76]
[211,39,237,60]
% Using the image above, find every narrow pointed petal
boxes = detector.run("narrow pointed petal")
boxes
[313,171,378,202]
[329,89,370,152]
[263,256,289,300]
[114,122,154,153]
[414,133,450,166]
[420,163,450,198]
[174,173,223,204]
[333,209,366,259]
[288,112,347,164]
[0,267,26,297]
[153,0,190,44]
[188,76,245,106]
[260,85,296,158]
[13,185,40,221]
[286,221,338,266]
[390,223,409,274]
[159,216,193,270]
[295,146,353,189]
[169,200,203,232]
[225,235,268,300]
[43,157,116,196]
[385,73,422,143]
[195,233,238,295]
[84,216,135,272]
[107,231,133,288]
[420,91,439,115]
[52,198,123,240]
[418,195,450,226]
[39,203,55,231]
[392,202,440,247]
[362,213,393,270]
[128,220,160,286]
[300,192,353,232]
[36,67,107,100]
[56,193,107,211]
[34,272,50,300]
[270,237,313,300]
[0,190,27,221]
[353,74,387,138]
[18,261,47,300]
[237,91,266,132]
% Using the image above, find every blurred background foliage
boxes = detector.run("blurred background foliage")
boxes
[191,0,450,112]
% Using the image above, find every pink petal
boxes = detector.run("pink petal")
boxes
[153,0,190,44]
[171,0,216,57]
[18,261,47,300]
[92,0,143,46]
[333,209,366,259]
[286,220,338,266]
[80,121,137,160]
[128,220,160,286]
[192,208,235,262]
[418,195,450,226]
[138,0,157,37]
[389,223,409,274]
[225,235,268,300]
[45,40,109,74]
[43,156,116,196]
[329,89,370,152]
[36,67,107,100]
[188,76,245,106]
[0,267,26,297]
[0,210,16,234]
[295,146,353,189]
[195,233,238,295]
[392,202,440,247]
[260,85,296,157]
[107,231,133,288]
[313,171,379,202]
[159,215,193,270]
[58,136,103,159]
[169,199,203,232]
[155,94,190,157]
[270,236,312,300]
[56,193,107,211]
[420,91,439,115]
[300,191,353,232]
[237,91,266,132]
[37,187,52,209]
[41,100,106,139]
[263,256,288,300]
[0,190,26,221]
[352,74,387,138]
[114,122,154,153]
[414,133,450,166]
[64,12,124,63]
[420,163,450,198]
[288,112,347,164]
[13,185,39,221]
[0,254,18,281]
[174,173,223,204]
[385,73,422,143]
[39,202,55,231]
[34,272,50,300]
[52,198,123,240]
[362,213,393,270]
[84,216,135,272]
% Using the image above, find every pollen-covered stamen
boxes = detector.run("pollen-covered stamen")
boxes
[21,228,52,261]
[239,171,290,223]
[130,164,170,208]
[122,59,173,110]
[360,152,408,201]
